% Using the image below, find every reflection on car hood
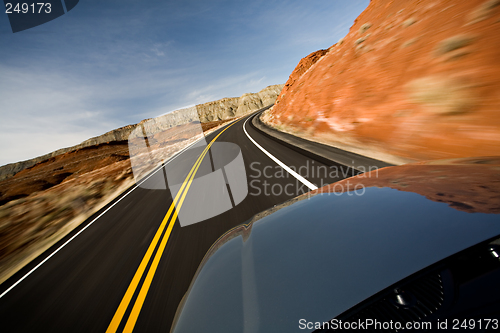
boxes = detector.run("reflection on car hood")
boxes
[171,158,500,333]
[315,156,500,214]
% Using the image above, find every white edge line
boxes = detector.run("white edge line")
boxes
[243,115,318,191]
[0,132,211,299]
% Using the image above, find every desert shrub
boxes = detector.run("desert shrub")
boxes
[468,0,500,23]
[354,34,370,45]
[407,76,476,115]
[359,23,372,34]
[434,35,475,55]
[401,38,418,48]
[402,18,417,27]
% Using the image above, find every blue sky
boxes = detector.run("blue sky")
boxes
[0,0,369,166]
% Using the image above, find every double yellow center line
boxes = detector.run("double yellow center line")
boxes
[106,119,240,333]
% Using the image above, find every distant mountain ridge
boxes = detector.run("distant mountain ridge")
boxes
[197,84,284,122]
[0,84,284,181]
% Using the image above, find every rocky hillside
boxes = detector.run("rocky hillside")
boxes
[263,0,500,164]
[196,84,283,122]
[0,84,283,181]
[0,126,136,182]
[0,117,233,284]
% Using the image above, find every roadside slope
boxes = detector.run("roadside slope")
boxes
[263,0,500,163]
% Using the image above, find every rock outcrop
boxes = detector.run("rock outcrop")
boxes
[257,84,285,107]
[0,125,136,181]
[0,84,283,180]
[196,84,284,122]
[263,0,500,164]
[196,98,239,122]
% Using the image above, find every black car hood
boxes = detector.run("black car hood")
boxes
[171,159,500,333]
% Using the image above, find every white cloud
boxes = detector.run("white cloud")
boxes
[0,66,116,165]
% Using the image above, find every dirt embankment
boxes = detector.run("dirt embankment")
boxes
[0,118,233,284]
[263,0,500,164]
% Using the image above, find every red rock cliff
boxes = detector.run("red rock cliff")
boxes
[264,0,500,163]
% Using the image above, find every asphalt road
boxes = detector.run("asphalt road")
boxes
[0,107,358,332]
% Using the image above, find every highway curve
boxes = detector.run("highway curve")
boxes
[0,107,360,332]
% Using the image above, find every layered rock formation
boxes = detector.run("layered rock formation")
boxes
[196,84,283,122]
[263,0,500,164]
[0,126,136,181]
[0,84,283,180]
[196,98,239,123]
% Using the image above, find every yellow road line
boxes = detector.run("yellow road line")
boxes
[105,152,208,333]
[107,118,241,333]
[122,121,240,332]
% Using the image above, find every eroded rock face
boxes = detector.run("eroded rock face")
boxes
[0,125,136,181]
[196,84,284,122]
[264,0,500,163]
[196,98,240,123]
[258,84,285,107]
